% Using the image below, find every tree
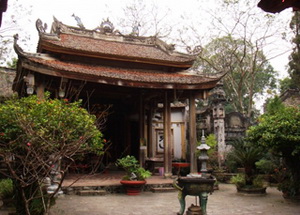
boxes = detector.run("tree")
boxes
[247,101,300,197]
[6,57,17,69]
[118,0,172,38]
[0,0,32,66]
[279,77,293,93]
[288,11,300,89]
[196,35,277,118]
[0,94,105,214]
[180,0,289,119]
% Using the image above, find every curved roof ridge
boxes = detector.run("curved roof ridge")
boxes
[36,17,194,61]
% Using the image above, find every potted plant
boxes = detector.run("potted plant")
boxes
[116,155,151,195]
[227,138,267,194]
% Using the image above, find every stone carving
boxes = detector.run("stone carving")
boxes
[186,45,202,55]
[94,18,115,34]
[72,13,85,29]
[130,24,140,36]
[36,19,47,33]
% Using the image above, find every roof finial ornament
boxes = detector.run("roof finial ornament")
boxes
[95,18,115,34]
[186,45,202,55]
[72,13,85,29]
[36,19,47,33]
[130,23,141,36]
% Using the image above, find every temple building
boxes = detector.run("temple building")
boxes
[13,18,224,177]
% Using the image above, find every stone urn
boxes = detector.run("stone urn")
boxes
[174,176,216,215]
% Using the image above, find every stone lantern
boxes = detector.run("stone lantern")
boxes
[197,131,210,178]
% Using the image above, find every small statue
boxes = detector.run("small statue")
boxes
[130,172,137,180]
[72,13,85,29]
[131,23,141,36]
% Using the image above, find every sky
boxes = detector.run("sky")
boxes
[1,0,294,79]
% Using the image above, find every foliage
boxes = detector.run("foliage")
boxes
[0,178,13,199]
[226,138,264,185]
[180,0,287,120]
[0,94,105,214]
[230,174,245,188]
[116,155,151,181]
[247,104,300,197]
[288,11,300,89]
[279,77,293,94]
[0,1,32,66]
[6,57,18,69]
[255,159,276,175]
[277,178,300,197]
[264,95,285,115]
[247,106,300,158]
[230,174,265,189]
[197,134,219,170]
[252,175,265,188]
[196,35,277,119]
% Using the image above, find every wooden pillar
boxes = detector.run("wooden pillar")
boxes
[139,93,146,167]
[189,93,197,174]
[163,92,172,178]
[147,105,154,158]
[36,82,45,101]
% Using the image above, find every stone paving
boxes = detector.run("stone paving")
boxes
[48,183,300,215]
[62,172,174,187]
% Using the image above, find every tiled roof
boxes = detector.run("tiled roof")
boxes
[39,33,194,67]
[36,18,195,68]
[24,56,221,89]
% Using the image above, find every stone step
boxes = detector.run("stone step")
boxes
[76,189,106,196]
[150,187,176,193]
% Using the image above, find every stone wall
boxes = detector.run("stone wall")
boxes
[0,67,16,97]
[280,89,300,108]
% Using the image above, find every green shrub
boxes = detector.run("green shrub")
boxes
[230,174,245,188]
[0,94,106,214]
[253,175,265,188]
[0,178,13,199]
[116,155,151,180]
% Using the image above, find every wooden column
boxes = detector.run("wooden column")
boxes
[189,93,197,174]
[139,93,146,167]
[147,105,154,158]
[36,82,45,101]
[163,92,172,178]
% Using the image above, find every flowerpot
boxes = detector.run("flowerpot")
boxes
[120,180,146,195]
[237,186,267,195]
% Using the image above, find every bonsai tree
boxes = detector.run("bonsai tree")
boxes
[0,94,105,215]
[247,101,300,198]
[116,155,151,181]
[227,138,265,189]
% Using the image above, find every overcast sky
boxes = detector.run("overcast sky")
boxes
[1,0,294,79]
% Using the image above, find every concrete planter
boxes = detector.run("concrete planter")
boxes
[237,186,267,195]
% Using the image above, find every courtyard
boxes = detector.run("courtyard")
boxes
[48,183,300,215]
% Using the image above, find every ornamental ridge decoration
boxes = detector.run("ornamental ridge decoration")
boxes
[94,18,115,34]
[36,19,47,33]
[36,17,183,55]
